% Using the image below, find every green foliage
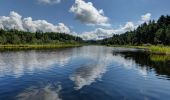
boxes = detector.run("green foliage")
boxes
[0,29,83,44]
[102,15,170,45]
[0,44,82,50]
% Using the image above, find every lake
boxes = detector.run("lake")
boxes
[0,46,170,100]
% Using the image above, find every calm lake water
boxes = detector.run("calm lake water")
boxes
[0,46,170,100]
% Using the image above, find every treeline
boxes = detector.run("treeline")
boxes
[101,15,170,45]
[0,29,83,44]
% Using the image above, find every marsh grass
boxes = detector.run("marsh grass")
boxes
[148,46,170,54]
[0,44,82,50]
[131,46,170,55]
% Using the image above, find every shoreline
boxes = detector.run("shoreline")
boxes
[107,45,170,55]
[0,44,170,55]
[0,44,82,50]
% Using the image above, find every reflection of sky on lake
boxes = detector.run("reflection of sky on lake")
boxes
[111,55,148,76]
[0,46,148,79]
[0,49,74,78]
[69,46,148,90]
[70,46,113,90]
[17,84,62,100]
[70,63,107,90]
[0,46,170,100]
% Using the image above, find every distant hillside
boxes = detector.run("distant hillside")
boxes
[101,15,170,45]
[0,29,83,44]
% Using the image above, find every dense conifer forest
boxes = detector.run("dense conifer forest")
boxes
[101,15,170,45]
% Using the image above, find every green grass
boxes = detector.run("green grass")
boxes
[0,43,82,50]
[148,46,170,54]
[131,46,170,55]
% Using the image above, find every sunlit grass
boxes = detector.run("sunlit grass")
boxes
[148,46,170,54]
[132,46,170,55]
[0,43,82,50]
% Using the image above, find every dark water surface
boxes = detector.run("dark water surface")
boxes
[0,46,170,100]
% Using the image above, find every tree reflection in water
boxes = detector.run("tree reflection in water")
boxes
[113,51,170,78]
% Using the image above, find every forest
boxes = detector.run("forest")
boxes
[0,29,83,44]
[101,15,170,45]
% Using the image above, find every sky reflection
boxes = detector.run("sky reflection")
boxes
[0,49,74,78]
[0,46,170,100]
[17,84,62,100]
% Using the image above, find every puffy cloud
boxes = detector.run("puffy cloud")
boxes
[70,0,110,26]
[122,22,136,31]
[79,22,136,40]
[38,0,61,4]
[0,11,70,33]
[141,13,151,22]
[79,28,115,40]
[0,11,24,30]
[78,12,153,40]
[23,18,70,33]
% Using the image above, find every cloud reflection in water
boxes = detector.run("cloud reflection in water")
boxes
[70,63,107,90]
[70,46,149,90]
[0,49,73,78]
[17,84,62,100]
[70,46,115,90]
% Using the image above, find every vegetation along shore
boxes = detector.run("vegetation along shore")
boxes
[99,15,170,55]
[0,29,83,50]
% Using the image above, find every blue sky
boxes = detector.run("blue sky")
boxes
[0,0,169,40]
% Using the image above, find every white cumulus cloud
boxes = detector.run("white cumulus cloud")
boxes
[78,12,152,40]
[38,0,61,4]
[70,0,110,26]
[79,22,136,40]
[122,22,136,31]
[141,13,151,23]
[0,11,24,31]
[79,28,115,40]
[0,11,70,33]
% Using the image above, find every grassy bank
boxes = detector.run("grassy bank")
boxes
[147,46,170,55]
[133,46,170,55]
[0,43,82,50]
[109,45,170,55]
